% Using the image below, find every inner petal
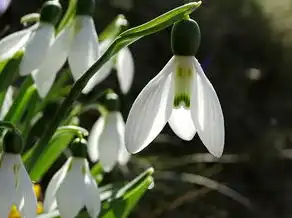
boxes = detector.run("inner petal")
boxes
[173,56,194,109]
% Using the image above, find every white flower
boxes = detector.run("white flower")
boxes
[0,86,13,119]
[83,39,134,94]
[68,15,99,82]
[88,111,130,172]
[125,56,224,157]
[43,157,101,218]
[0,153,37,218]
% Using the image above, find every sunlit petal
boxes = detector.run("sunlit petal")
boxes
[190,58,224,157]
[168,107,196,141]
[68,16,99,81]
[88,116,105,162]
[20,23,54,76]
[116,112,130,165]
[125,57,175,153]
[116,47,134,94]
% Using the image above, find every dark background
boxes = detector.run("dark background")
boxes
[2,0,292,217]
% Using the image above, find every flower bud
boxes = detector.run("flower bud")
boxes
[171,18,201,56]
[40,0,62,25]
[71,138,87,158]
[3,130,23,154]
[76,0,95,16]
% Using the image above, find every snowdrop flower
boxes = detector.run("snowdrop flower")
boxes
[125,19,224,157]
[88,92,130,172]
[0,131,37,218]
[19,1,62,76]
[83,38,134,94]
[68,0,99,82]
[44,139,101,218]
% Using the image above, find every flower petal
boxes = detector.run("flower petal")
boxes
[190,58,224,157]
[88,116,105,162]
[32,25,73,98]
[0,86,13,119]
[98,112,124,172]
[0,154,17,218]
[116,112,130,165]
[84,161,101,218]
[168,107,196,141]
[56,158,86,218]
[20,23,54,76]
[18,160,37,218]
[125,57,175,153]
[68,15,99,81]
[116,47,134,94]
[0,28,31,61]
[43,158,71,212]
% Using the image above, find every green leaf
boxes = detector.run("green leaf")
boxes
[57,0,77,33]
[26,2,202,173]
[99,15,129,41]
[100,168,154,218]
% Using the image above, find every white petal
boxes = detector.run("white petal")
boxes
[0,86,13,119]
[190,58,225,157]
[125,57,175,153]
[20,23,54,76]
[116,47,134,94]
[98,112,124,172]
[116,112,130,165]
[32,24,73,98]
[88,116,105,162]
[84,161,101,218]
[0,28,31,61]
[56,158,86,218]
[68,15,99,81]
[168,107,196,141]
[18,160,37,218]
[43,158,72,212]
[0,154,18,218]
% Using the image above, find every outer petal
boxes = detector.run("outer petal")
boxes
[32,24,73,98]
[84,161,101,218]
[43,158,71,212]
[98,112,123,172]
[0,86,13,119]
[116,112,130,165]
[20,23,54,76]
[68,15,99,81]
[0,154,18,218]
[56,158,86,218]
[125,57,175,153]
[116,47,134,94]
[168,107,196,141]
[18,160,37,218]
[88,116,105,162]
[190,58,224,157]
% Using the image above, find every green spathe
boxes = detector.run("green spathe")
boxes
[171,18,201,56]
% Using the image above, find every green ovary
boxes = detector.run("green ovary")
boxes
[173,62,193,108]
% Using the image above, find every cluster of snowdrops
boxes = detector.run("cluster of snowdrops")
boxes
[0,0,224,217]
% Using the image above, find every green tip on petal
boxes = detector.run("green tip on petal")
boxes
[40,0,62,25]
[76,0,95,16]
[171,18,201,56]
[70,138,88,158]
[3,130,24,154]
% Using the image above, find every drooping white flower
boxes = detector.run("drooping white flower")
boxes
[44,138,101,218]
[19,1,62,76]
[88,111,130,172]
[125,19,224,157]
[0,131,37,218]
[83,39,134,94]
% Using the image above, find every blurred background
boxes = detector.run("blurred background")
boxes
[1,0,292,217]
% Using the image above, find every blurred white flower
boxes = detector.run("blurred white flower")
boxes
[125,56,224,157]
[0,0,11,15]
[0,153,37,218]
[44,157,100,218]
[88,111,130,172]
[83,39,134,94]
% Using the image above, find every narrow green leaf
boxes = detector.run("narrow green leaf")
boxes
[57,0,77,33]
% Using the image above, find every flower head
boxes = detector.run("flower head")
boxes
[44,139,101,218]
[88,92,130,172]
[125,19,224,157]
[0,131,37,218]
